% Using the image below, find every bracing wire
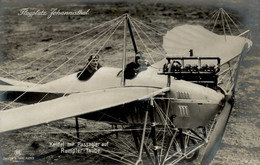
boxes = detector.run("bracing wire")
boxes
[204,9,219,26]
[0,15,123,94]
[131,17,165,36]
[209,8,241,36]
[35,20,123,104]
[130,16,166,57]
[7,32,91,77]
[128,17,155,64]
[0,14,125,72]
[0,68,17,79]
[221,9,241,33]
[0,19,121,105]
[212,9,221,32]
[61,17,124,97]
[1,17,124,110]
[220,9,226,39]
[222,11,233,35]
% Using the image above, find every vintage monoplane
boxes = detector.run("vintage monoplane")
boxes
[0,10,252,165]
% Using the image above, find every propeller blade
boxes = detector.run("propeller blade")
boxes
[201,100,233,165]
[201,42,249,164]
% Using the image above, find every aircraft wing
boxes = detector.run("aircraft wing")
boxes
[0,85,65,104]
[0,86,169,133]
[0,77,36,87]
[163,24,252,65]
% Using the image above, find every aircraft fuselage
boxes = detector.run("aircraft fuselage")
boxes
[71,63,224,129]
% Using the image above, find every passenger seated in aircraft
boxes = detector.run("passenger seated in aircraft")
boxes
[77,55,102,81]
[124,52,149,79]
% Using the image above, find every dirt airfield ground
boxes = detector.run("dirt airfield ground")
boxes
[0,1,259,165]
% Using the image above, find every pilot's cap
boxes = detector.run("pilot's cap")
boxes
[135,55,142,63]
[135,55,141,60]
[88,55,99,61]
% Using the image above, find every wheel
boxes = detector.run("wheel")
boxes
[184,136,199,161]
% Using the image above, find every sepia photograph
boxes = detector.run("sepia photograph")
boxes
[0,0,259,164]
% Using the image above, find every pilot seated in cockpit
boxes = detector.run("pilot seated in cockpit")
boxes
[77,55,102,81]
[124,52,150,79]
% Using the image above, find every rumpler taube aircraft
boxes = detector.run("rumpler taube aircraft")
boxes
[0,10,253,165]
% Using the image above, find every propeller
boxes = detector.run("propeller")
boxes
[201,97,233,165]
[201,43,249,165]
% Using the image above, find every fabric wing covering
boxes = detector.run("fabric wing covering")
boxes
[0,86,169,133]
[163,25,252,65]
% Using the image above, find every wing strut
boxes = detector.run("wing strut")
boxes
[75,117,80,140]
[121,15,127,86]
